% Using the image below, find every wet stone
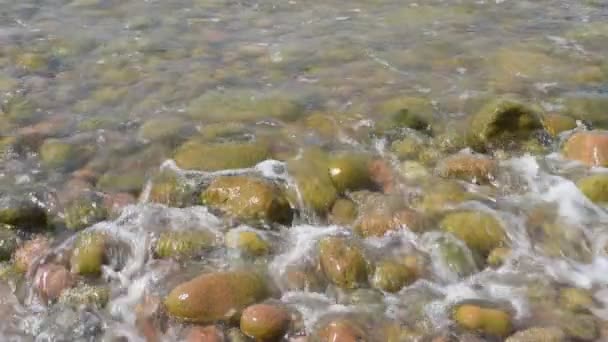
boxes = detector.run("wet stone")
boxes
[563,130,608,167]
[486,247,511,268]
[0,195,47,230]
[35,307,104,341]
[287,148,338,214]
[558,311,599,341]
[355,201,426,237]
[559,287,594,313]
[577,173,608,203]
[318,237,368,289]
[70,231,106,276]
[315,317,368,342]
[64,193,108,230]
[34,263,73,302]
[202,176,292,224]
[467,98,542,151]
[148,170,198,208]
[39,139,90,171]
[164,271,268,323]
[505,327,566,342]
[329,199,358,226]
[436,153,497,184]
[432,235,478,281]
[135,294,168,342]
[174,141,270,172]
[542,114,577,137]
[14,235,51,273]
[187,325,225,342]
[452,302,513,337]
[283,265,326,292]
[96,169,146,195]
[371,260,414,293]
[154,230,216,259]
[137,116,188,142]
[440,210,507,256]
[186,92,302,123]
[327,153,373,193]
[240,304,290,341]
[225,230,270,256]
[0,227,18,261]
[57,284,110,309]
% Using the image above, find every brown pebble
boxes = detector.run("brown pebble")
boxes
[368,159,396,193]
[240,303,291,341]
[103,192,137,217]
[34,263,72,302]
[187,325,225,342]
[135,294,167,342]
[317,319,366,342]
[72,167,99,183]
[563,130,608,167]
[14,236,51,274]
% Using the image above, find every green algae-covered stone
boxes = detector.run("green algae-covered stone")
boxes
[440,211,507,256]
[187,91,303,123]
[173,141,269,171]
[376,96,433,131]
[138,117,187,142]
[164,271,268,323]
[318,237,368,289]
[240,304,290,341]
[15,52,49,72]
[97,169,146,195]
[390,108,429,131]
[40,139,88,170]
[0,196,47,229]
[198,121,248,141]
[327,153,373,193]
[154,230,216,259]
[416,180,470,213]
[329,199,358,226]
[225,230,270,256]
[64,194,108,230]
[70,231,106,276]
[284,265,326,292]
[436,153,497,184]
[506,327,566,342]
[487,247,511,268]
[303,112,339,139]
[435,236,478,279]
[559,288,593,313]
[453,302,513,337]
[372,260,414,293]
[287,148,337,214]
[148,170,197,207]
[355,207,427,237]
[577,174,608,203]
[558,312,598,341]
[0,262,24,289]
[0,228,18,261]
[3,96,37,124]
[468,98,542,150]
[542,114,577,137]
[58,284,110,309]
[202,176,292,224]
[391,136,426,160]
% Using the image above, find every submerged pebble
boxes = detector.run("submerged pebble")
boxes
[0,0,607,340]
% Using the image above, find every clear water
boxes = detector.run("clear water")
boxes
[1,0,608,340]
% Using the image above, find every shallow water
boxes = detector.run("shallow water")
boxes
[1,0,608,341]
